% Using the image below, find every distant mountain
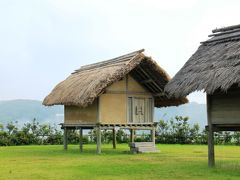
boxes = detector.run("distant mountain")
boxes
[155,102,207,128]
[0,100,63,126]
[0,100,206,129]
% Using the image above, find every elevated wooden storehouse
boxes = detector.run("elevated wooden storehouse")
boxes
[43,49,187,153]
[165,24,240,166]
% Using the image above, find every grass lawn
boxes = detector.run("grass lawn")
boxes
[0,144,240,179]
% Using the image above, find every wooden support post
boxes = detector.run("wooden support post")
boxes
[79,128,83,152]
[63,127,68,150]
[208,124,215,167]
[96,126,101,154]
[130,129,135,142]
[151,127,155,144]
[207,94,215,167]
[112,128,116,149]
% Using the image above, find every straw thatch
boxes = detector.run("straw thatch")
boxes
[43,49,188,107]
[165,24,240,98]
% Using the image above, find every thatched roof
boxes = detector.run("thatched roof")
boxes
[165,24,240,98]
[43,49,188,107]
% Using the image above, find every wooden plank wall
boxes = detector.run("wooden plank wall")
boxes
[211,88,240,124]
[100,75,154,124]
[64,100,98,124]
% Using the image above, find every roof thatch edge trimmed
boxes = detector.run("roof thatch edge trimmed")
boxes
[43,50,188,108]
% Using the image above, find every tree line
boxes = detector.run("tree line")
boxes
[1,116,240,146]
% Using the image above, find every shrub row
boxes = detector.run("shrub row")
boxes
[1,117,240,146]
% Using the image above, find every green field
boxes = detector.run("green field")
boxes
[0,144,240,179]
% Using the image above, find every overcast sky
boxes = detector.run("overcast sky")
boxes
[0,0,239,104]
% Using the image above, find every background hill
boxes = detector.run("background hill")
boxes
[155,102,207,128]
[0,100,63,126]
[0,100,207,128]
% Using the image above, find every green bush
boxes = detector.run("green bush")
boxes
[0,117,239,146]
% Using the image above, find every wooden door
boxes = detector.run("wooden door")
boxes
[128,97,154,123]
[133,98,145,123]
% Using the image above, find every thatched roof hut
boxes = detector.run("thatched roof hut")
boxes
[165,24,240,167]
[165,24,240,98]
[43,49,187,107]
[43,49,188,154]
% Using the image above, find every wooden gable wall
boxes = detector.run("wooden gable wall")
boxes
[64,74,154,125]
[210,87,240,125]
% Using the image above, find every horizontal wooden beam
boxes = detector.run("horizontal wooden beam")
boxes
[212,24,240,33]
[153,92,166,97]
[209,28,240,37]
[205,124,240,132]
[60,123,154,129]
[141,79,154,84]
[60,123,96,129]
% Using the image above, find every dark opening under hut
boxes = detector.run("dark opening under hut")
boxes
[165,24,240,167]
[43,49,187,153]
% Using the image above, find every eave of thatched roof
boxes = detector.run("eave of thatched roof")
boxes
[43,49,188,107]
[165,24,240,98]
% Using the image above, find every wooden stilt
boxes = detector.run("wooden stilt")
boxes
[207,94,215,167]
[151,127,155,143]
[79,128,83,152]
[208,124,215,167]
[130,129,135,142]
[63,127,68,150]
[96,126,101,154]
[113,128,116,149]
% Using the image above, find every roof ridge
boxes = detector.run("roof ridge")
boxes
[74,49,144,73]
[212,24,240,33]
[208,28,240,37]
[201,24,240,45]
[165,24,240,98]
[201,33,240,45]
[73,61,128,74]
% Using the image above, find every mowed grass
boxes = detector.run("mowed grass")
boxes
[0,144,240,180]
